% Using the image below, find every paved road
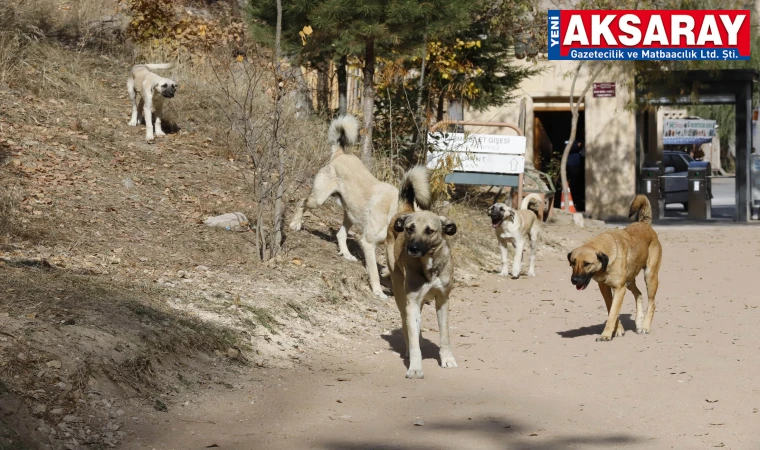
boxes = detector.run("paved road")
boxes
[665,177,735,220]
[127,225,760,450]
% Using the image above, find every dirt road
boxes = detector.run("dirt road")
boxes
[125,225,760,450]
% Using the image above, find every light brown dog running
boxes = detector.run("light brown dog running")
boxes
[567,195,662,341]
[386,171,457,379]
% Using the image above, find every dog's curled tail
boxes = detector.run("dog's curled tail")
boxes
[328,115,359,155]
[398,166,431,213]
[141,63,175,71]
[520,193,544,216]
[629,194,653,224]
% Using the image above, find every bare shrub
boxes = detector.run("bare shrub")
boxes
[208,55,329,260]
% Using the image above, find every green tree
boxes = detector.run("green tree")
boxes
[249,0,475,165]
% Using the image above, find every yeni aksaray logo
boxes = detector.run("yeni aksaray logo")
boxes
[548,10,751,61]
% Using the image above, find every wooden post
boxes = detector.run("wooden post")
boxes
[517,173,524,209]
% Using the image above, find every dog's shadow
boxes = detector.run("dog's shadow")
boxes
[305,228,393,290]
[382,328,441,366]
[557,314,637,338]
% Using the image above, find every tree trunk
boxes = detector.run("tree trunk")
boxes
[316,59,329,114]
[436,92,445,122]
[337,55,348,116]
[361,38,375,166]
[272,0,286,255]
[560,62,605,212]
[414,35,428,153]
[291,63,312,117]
[415,33,427,121]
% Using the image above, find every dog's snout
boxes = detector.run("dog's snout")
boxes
[407,243,419,253]
[571,275,583,284]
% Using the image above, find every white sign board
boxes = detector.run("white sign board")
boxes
[426,132,526,174]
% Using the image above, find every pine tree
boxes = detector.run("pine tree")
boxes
[249,0,476,164]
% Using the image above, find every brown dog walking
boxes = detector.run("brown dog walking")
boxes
[567,195,662,341]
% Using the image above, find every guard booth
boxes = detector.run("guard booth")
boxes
[636,70,758,222]
[426,123,556,220]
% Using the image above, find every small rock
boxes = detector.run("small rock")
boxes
[195,265,209,272]
[63,415,82,423]
[32,404,46,414]
[226,348,239,359]
[47,360,62,369]
[572,213,584,228]
[122,178,135,189]
[413,418,425,426]
[204,212,250,232]
[51,408,64,415]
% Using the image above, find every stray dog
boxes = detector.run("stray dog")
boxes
[127,63,177,142]
[386,175,457,379]
[567,195,662,341]
[488,193,543,279]
[289,115,430,298]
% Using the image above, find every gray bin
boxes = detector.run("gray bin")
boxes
[751,154,760,219]
[640,164,661,221]
[687,161,712,220]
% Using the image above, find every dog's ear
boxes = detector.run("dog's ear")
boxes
[440,216,457,236]
[393,215,409,233]
[567,252,573,263]
[596,252,609,272]
[488,205,494,215]
[506,210,516,222]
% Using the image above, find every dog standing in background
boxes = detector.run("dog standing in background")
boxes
[289,115,430,298]
[386,171,458,379]
[567,195,662,341]
[127,63,177,142]
[488,193,543,279]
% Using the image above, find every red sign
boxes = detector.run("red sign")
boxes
[548,10,751,61]
[593,82,615,98]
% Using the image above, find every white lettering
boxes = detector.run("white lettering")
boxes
[618,14,641,46]
[696,16,722,45]
[591,14,617,45]
[643,16,668,45]
[719,14,745,46]
[671,15,695,45]
[564,15,589,46]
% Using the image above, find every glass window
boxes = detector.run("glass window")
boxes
[671,154,689,172]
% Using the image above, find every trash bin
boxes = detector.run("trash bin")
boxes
[751,154,760,220]
[640,163,662,221]
[687,161,712,220]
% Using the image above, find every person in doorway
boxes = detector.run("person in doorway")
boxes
[566,140,585,211]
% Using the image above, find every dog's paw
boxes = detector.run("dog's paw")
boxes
[498,270,509,277]
[405,369,424,379]
[128,119,138,127]
[440,353,457,369]
[595,335,613,342]
[373,290,388,300]
[380,267,390,277]
[155,129,166,137]
[145,135,155,143]
[527,270,536,277]
[289,221,302,231]
[341,253,359,262]
[637,328,650,335]
[510,274,520,280]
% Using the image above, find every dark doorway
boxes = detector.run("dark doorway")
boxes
[534,110,586,211]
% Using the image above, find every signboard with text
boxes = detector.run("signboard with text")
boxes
[426,133,526,174]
